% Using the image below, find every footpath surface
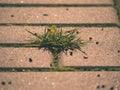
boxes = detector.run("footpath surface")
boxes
[0,0,120,90]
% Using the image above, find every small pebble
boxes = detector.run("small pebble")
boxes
[101,85,105,88]
[101,28,104,31]
[12,69,15,71]
[8,81,12,85]
[20,1,24,3]
[11,15,14,17]
[50,63,53,67]
[22,69,25,72]
[96,85,100,89]
[43,14,48,16]
[96,42,99,45]
[36,16,39,18]
[66,8,69,11]
[1,81,5,86]
[89,37,92,41]
[118,50,120,53]
[52,82,55,85]
[29,58,32,62]
[70,52,73,56]
[97,74,100,77]
[83,56,88,59]
[110,87,114,90]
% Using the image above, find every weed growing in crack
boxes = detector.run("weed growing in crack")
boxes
[26,25,87,68]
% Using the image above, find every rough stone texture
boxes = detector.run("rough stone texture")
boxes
[0,48,53,67]
[0,0,119,90]
[0,27,120,67]
[0,26,119,43]
[0,72,120,90]
[0,0,113,4]
[0,26,45,43]
[0,7,119,24]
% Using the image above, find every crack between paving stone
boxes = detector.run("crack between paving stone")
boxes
[0,23,119,27]
[0,4,113,7]
[0,66,120,72]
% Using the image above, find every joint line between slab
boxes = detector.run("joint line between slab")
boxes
[0,66,120,72]
[0,3,113,7]
[0,23,119,27]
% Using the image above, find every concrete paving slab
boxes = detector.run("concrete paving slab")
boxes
[0,26,119,66]
[0,0,113,4]
[0,26,45,43]
[0,48,52,67]
[0,7,118,24]
[0,72,119,90]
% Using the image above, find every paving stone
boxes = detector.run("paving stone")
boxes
[0,72,120,90]
[0,26,120,67]
[0,7,118,24]
[0,0,113,4]
[0,26,45,43]
[0,48,52,67]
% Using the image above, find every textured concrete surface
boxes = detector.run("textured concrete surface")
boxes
[0,0,113,4]
[0,26,120,43]
[0,26,119,67]
[0,72,120,90]
[0,0,119,90]
[0,48,52,67]
[0,26,45,43]
[0,7,119,24]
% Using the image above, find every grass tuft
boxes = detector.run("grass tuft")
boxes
[27,25,87,68]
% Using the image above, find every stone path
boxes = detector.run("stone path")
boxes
[0,0,120,90]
